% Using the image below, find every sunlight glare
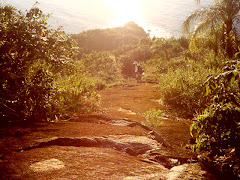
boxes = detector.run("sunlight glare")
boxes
[104,0,143,27]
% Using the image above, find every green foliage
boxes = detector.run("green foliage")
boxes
[142,108,164,128]
[144,53,221,116]
[72,22,151,79]
[158,65,206,115]
[54,73,100,113]
[72,21,148,58]
[114,37,185,77]
[191,60,240,178]
[21,61,55,120]
[116,44,151,76]
[0,4,99,122]
[182,0,240,58]
[80,51,123,89]
[150,37,185,60]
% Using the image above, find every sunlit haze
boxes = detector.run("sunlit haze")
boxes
[4,0,215,37]
[104,0,143,27]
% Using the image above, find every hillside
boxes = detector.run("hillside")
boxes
[72,21,148,57]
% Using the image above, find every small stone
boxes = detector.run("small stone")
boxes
[30,158,65,172]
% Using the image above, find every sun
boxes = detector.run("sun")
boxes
[104,0,143,27]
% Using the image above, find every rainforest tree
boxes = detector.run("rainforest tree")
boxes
[183,0,240,58]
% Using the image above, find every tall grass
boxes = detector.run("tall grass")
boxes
[145,54,222,116]
[163,63,220,114]
[54,74,100,113]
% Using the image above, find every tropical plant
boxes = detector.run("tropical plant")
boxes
[183,0,240,58]
[191,59,240,178]
[155,56,222,116]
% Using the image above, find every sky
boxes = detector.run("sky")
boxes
[2,0,215,37]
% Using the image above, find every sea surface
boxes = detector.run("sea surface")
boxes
[2,0,214,37]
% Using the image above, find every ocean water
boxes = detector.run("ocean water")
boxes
[2,0,214,37]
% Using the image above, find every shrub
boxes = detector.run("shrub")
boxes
[142,108,164,128]
[80,51,123,88]
[191,60,240,178]
[157,59,220,116]
[0,5,90,122]
[54,73,100,114]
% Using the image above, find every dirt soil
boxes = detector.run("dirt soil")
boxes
[0,79,216,180]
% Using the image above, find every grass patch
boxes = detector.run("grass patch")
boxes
[141,108,164,128]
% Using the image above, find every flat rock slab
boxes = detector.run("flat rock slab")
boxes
[27,135,161,156]
[2,146,169,179]
[0,81,216,179]
[106,119,137,127]
[2,146,213,180]
[166,163,215,180]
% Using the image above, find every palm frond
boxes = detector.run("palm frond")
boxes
[182,9,206,35]
[182,6,221,35]
[193,19,216,38]
[184,0,240,57]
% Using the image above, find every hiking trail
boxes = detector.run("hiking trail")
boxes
[0,79,215,179]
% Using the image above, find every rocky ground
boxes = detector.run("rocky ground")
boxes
[0,79,216,179]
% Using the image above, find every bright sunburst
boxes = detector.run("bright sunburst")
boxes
[104,0,143,26]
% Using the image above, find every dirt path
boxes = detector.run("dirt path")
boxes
[0,79,215,179]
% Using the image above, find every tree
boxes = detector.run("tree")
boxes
[0,4,78,121]
[183,0,240,58]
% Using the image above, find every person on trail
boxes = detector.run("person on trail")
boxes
[133,61,144,83]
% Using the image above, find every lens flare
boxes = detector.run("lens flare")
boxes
[104,0,143,26]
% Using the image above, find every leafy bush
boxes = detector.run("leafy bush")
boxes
[54,73,100,114]
[117,47,150,77]
[157,58,220,116]
[150,37,185,60]
[80,51,123,88]
[0,5,99,122]
[21,61,55,120]
[110,37,186,77]
[142,108,164,128]
[141,58,163,82]
[191,60,240,178]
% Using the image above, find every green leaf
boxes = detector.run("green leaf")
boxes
[205,85,211,96]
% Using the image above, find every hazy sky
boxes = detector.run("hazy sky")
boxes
[2,0,214,37]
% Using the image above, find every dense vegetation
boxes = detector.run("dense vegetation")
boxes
[72,21,148,58]
[0,5,100,122]
[191,60,240,178]
[182,0,240,178]
[0,0,239,178]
